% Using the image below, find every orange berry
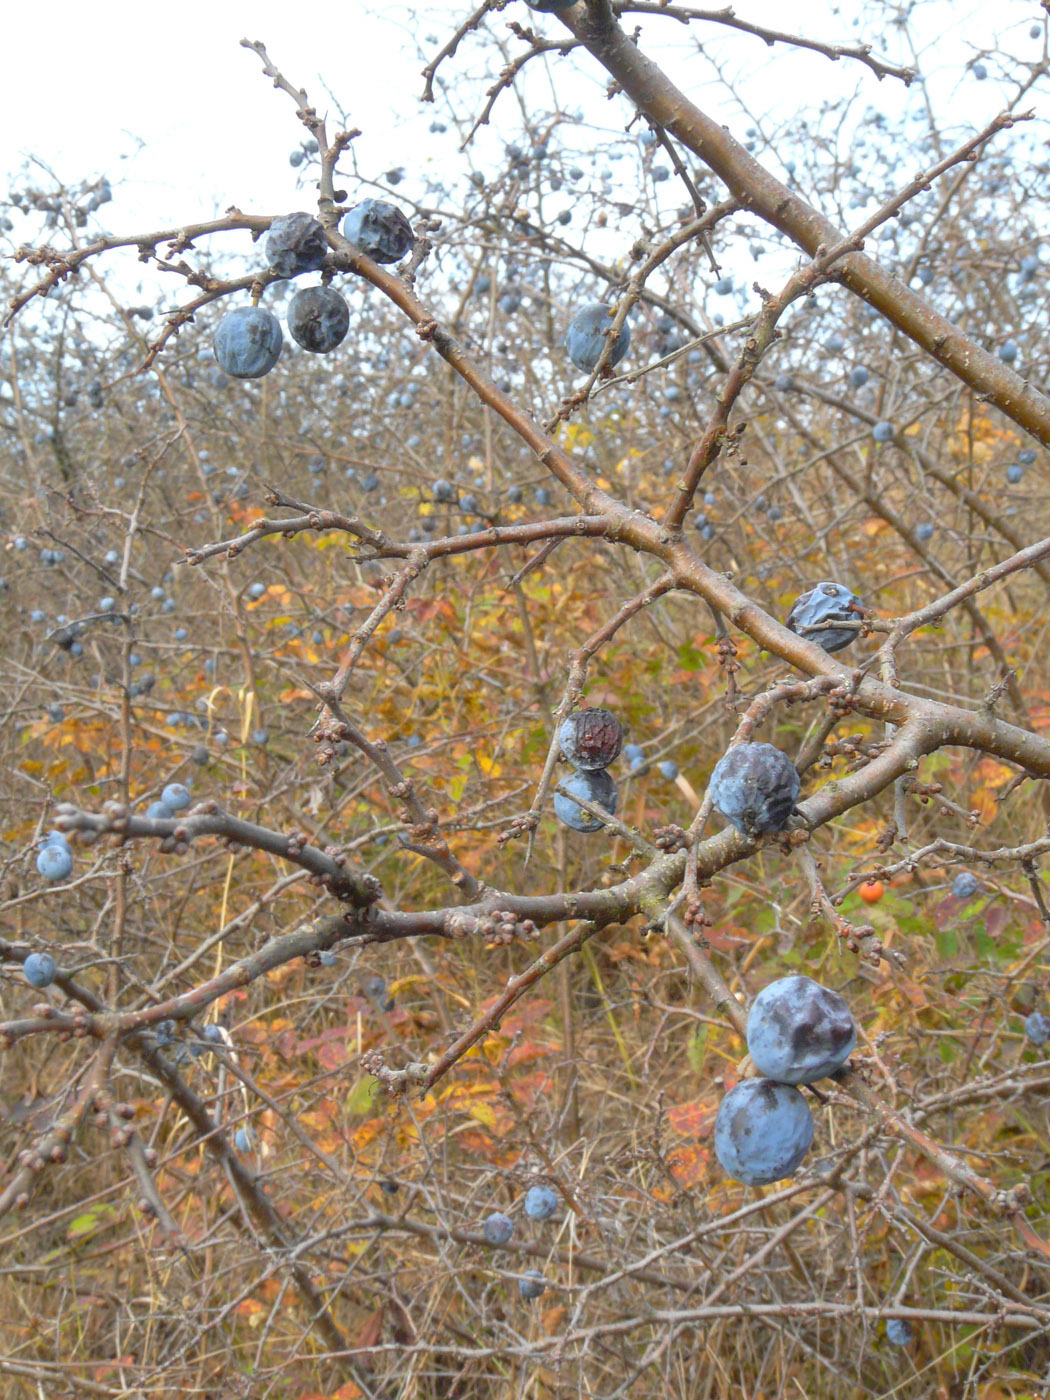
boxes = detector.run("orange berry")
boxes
[859,880,884,904]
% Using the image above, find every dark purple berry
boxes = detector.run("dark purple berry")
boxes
[558,708,623,770]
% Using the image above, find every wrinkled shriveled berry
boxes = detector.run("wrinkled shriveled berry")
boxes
[265,212,328,278]
[786,581,862,653]
[558,708,623,770]
[288,285,350,352]
[708,742,800,837]
[342,199,413,263]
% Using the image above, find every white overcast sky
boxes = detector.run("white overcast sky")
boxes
[0,1,1038,238]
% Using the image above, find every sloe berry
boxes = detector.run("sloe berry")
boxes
[214,306,283,380]
[708,742,800,837]
[746,975,856,1084]
[24,953,57,988]
[951,872,979,899]
[265,213,327,278]
[786,581,862,654]
[554,768,618,833]
[524,1185,559,1220]
[342,199,413,263]
[558,708,623,770]
[36,844,72,881]
[483,1211,515,1245]
[288,285,350,353]
[1025,1012,1050,1045]
[162,783,191,811]
[714,1079,814,1185]
[564,304,631,372]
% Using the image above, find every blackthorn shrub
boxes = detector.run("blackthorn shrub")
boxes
[564,304,631,372]
[288,285,350,353]
[746,975,857,1084]
[708,742,800,836]
[214,306,283,379]
[786,581,863,653]
[714,1079,815,1185]
[553,768,618,832]
[264,212,328,278]
[558,708,623,770]
[342,199,413,263]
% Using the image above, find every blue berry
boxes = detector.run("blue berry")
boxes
[951,872,979,899]
[288,285,349,353]
[36,844,72,881]
[558,709,623,770]
[145,801,174,820]
[265,213,327,278]
[715,1079,814,1185]
[1007,464,1024,484]
[872,421,895,443]
[708,742,800,837]
[342,199,413,263]
[518,1270,547,1300]
[162,783,191,811]
[915,522,934,543]
[849,365,870,387]
[774,373,794,391]
[998,339,1019,364]
[483,1211,515,1245]
[1019,448,1037,464]
[885,1318,914,1346]
[713,276,733,295]
[433,479,455,502]
[564,304,631,372]
[786,581,862,654]
[554,768,618,833]
[747,975,856,1084]
[1025,1012,1050,1045]
[234,1128,253,1152]
[24,952,57,988]
[214,306,283,380]
[524,1185,559,1220]
[659,760,679,781]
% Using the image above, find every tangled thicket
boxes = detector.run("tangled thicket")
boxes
[3,2,1050,1396]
